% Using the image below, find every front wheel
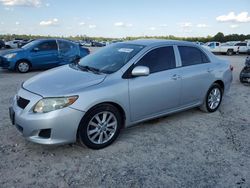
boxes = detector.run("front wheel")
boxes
[200,83,223,113]
[78,104,122,149]
[16,61,30,73]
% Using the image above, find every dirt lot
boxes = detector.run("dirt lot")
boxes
[0,55,249,188]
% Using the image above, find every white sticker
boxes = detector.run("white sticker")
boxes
[118,48,134,53]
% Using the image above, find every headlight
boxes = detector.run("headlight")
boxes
[4,53,17,59]
[33,96,78,113]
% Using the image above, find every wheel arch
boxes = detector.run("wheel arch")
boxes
[15,59,32,68]
[213,80,224,93]
[76,101,127,139]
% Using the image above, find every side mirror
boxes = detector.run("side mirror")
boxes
[33,47,39,52]
[131,66,150,77]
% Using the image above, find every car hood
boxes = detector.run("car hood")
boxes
[0,48,24,56]
[23,65,107,97]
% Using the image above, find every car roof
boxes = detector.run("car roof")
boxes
[33,38,76,43]
[123,39,197,47]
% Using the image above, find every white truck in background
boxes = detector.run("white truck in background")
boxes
[236,40,250,54]
[203,41,239,55]
[4,39,23,49]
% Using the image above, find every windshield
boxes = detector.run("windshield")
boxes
[221,43,234,46]
[21,40,39,49]
[78,43,144,74]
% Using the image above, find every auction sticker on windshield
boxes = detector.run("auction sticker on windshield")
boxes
[118,48,134,53]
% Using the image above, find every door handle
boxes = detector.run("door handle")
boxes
[171,74,180,80]
[207,68,213,73]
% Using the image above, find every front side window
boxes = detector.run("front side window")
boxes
[78,43,144,74]
[178,46,209,67]
[36,41,57,51]
[136,46,176,73]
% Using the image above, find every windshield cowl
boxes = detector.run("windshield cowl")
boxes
[77,64,104,74]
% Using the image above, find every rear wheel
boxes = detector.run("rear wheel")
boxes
[78,104,122,149]
[200,83,223,113]
[227,49,234,56]
[16,61,30,73]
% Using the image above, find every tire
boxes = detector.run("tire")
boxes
[239,70,244,83]
[200,83,223,113]
[78,104,122,149]
[16,61,30,73]
[227,49,233,56]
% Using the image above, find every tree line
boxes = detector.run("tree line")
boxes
[1,32,250,43]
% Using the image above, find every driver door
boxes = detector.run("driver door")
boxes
[128,46,181,122]
[29,40,60,69]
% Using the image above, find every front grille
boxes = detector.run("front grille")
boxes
[17,96,30,109]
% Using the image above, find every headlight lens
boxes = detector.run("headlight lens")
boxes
[4,53,17,59]
[33,96,78,113]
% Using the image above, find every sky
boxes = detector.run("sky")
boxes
[0,0,250,38]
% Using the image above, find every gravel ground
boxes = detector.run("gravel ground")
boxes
[0,54,249,188]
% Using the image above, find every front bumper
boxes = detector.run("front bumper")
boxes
[10,88,85,145]
[240,72,250,83]
[0,56,11,69]
[240,67,250,83]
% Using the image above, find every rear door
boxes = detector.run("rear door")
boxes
[128,46,181,121]
[236,42,248,53]
[58,40,79,65]
[177,46,214,106]
[29,40,59,68]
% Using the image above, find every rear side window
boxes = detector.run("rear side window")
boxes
[136,46,176,73]
[178,46,209,67]
[235,43,247,46]
[58,40,77,53]
[37,40,57,51]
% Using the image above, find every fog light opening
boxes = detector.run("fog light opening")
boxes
[38,129,51,139]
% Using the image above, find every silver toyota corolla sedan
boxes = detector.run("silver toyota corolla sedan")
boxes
[9,39,233,149]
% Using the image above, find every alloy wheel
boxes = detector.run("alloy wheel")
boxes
[87,111,118,145]
[208,88,221,110]
[18,62,29,73]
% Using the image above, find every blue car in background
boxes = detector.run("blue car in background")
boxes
[0,38,90,73]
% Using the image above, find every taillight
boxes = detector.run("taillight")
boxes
[230,65,233,71]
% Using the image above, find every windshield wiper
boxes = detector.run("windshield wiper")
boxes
[77,65,102,74]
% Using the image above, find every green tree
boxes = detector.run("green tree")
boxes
[213,32,225,42]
